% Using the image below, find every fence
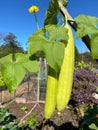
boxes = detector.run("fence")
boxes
[0,58,47,104]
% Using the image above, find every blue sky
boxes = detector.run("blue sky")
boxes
[0,0,98,53]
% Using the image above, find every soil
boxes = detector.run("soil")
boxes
[7,102,80,130]
[0,76,80,130]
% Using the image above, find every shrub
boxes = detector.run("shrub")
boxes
[0,108,20,130]
[80,105,98,130]
[71,67,98,108]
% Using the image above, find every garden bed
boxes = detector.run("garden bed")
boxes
[7,101,79,130]
[1,86,80,130]
[0,66,98,129]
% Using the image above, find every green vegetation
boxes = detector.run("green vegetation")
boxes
[0,0,98,129]
[0,32,24,58]
[25,114,38,129]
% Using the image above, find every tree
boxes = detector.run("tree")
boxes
[0,32,24,58]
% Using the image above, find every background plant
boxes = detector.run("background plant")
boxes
[0,107,38,130]
[0,108,20,130]
[71,67,98,112]
[0,0,98,129]
[25,113,38,129]
[79,105,98,130]
[0,32,24,58]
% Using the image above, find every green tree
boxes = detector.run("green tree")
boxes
[0,32,24,58]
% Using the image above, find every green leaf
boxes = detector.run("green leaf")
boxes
[43,42,65,72]
[0,61,26,93]
[90,33,98,59]
[89,123,98,129]
[74,14,98,38]
[14,53,39,73]
[28,29,47,55]
[0,108,8,122]
[44,0,59,25]
[0,53,39,93]
[46,24,68,41]
[28,25,68,72]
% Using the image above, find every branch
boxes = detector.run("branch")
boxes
[58,1,91,51]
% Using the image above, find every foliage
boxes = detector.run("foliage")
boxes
[0,32,24,58]
[0,53,39,93]
[79,52,98,69]
[0,107,38,130]
[20,106,28,113]
[0,44,24,58]
[74,15,98,38]
[75,61,88,69]
[44,0,68,26]
[44,0,59,25]
[25,114,38,129]
[28,25,68,72]
[3,32,16,43]
[80,105,98,130]
[75,14,98,59]
[0,1,98,128]
[74,61,94,71]
[0,108,20,130]
[71,67,98,109]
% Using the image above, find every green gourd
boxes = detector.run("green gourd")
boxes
[56,19,75,112]
[44,67,57,119]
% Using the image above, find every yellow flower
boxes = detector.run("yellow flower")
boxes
[28,6,39,13]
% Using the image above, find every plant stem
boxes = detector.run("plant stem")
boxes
[33,12,40,102]
[34,12,39,30]
[58,1,91,52]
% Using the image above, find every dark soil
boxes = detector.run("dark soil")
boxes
[7,101,79,130]
[0,79,80,130]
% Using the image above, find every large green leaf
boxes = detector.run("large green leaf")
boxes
[43,42,65,72]
[46,24,68,41]
[14,53,39,72]
[28,29,47,55]
[1,62,25,93]
[44,0,59,25]
[74,14,98,38]
[0,53,39,73]
[90,33,98,59]
[0,53,39,93]
[28,25,68,72]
